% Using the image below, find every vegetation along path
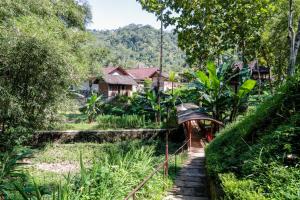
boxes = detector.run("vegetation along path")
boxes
[165,133,209,200]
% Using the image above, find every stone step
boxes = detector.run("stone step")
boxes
[170,186,208,197]
[175,180,205,187]
[183,163,205,168]
[188,153,205,158]
[180,168,203,174]
[178,171,206,178]
[176,175,207,184]
[164,195,209,200]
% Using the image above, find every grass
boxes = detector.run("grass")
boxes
[96,114,161,129]
[206,78,300,199]
[52,114,166,131]
[23,140,188,199]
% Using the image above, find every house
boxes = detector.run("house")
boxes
[87,67,137,98]
[81,66,181,98]
[126,67,173,91]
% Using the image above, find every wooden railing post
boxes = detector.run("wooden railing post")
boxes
[165,130,169,178]
[188,121,192,151]
[124,136,191,200]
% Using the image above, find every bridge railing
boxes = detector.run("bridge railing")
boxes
[124,137,191,200]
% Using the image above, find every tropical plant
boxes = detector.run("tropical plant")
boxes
[229,80,257,121]
[0,149,31,199]
[169,71,176,95]
[193,61,256,122]
[193,62,231,121]
[146,91,161,123]
[83,93,103,123]
[144,78,153,92]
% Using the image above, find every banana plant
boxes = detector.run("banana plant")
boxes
[193,61,256,122]
[193,61,231,121]
[83,93,103,123]
[145,90,161,123]
[229,79,256,121]
[169,71,176,95]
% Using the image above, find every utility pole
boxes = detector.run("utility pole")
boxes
[156,2,163,124]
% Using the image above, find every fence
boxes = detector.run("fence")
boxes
[124,134,191,200]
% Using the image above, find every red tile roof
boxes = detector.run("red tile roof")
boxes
[100,67,168,85]
[126,67,161,80]
[102,66,129,75]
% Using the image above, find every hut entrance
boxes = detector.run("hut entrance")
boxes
[176,103,223,149]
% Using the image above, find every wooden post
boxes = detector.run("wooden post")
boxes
[165,131,169,177]
[188,121,192,150]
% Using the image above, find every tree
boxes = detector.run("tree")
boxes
[91,24,186,72]
[288,0,300,76]
[0,0,93,147]
[137,0,276,66]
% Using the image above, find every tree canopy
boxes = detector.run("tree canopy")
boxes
[0,0,93,146]
[91,24,187,72]
[137,0,300,79]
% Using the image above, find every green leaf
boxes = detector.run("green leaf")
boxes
[207,61,217,77]
[196,71,209,87]
[237,80,256,98]
[14,183,29,200]
[169,71,176,82]
[206,61,220,91]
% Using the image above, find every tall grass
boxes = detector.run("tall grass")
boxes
[23,140,186,200]
[96,115,155,129]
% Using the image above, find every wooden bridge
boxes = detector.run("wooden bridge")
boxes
[125,103,223,200]
[164,103,223,200]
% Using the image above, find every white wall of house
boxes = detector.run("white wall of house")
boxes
[79,81,99,92]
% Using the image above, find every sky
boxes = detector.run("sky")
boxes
[86,0,161,30]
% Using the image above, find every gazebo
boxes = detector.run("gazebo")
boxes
[176,103,223,148]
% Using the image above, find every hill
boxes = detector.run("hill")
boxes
[206,78,300,199]
[90,24,186,72]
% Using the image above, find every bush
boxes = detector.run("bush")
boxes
[206,78,300,199]
[219,173,266,200]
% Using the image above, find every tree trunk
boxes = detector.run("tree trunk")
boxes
[295,19,300,62]
[157,9,164,124]
[287,0,299,77]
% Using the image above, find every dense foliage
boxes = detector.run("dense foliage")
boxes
[91,24,187,72]
[0,0,95,148]
[138,0,300,80]
[206,78,300,199]
[19,140,185,200]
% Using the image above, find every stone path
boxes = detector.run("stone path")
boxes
[164,122,210,200]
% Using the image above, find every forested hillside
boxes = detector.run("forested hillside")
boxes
[90,24,186,72]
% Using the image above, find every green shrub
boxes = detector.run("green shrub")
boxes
[219,173,266,200]
[206,79,300,199]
